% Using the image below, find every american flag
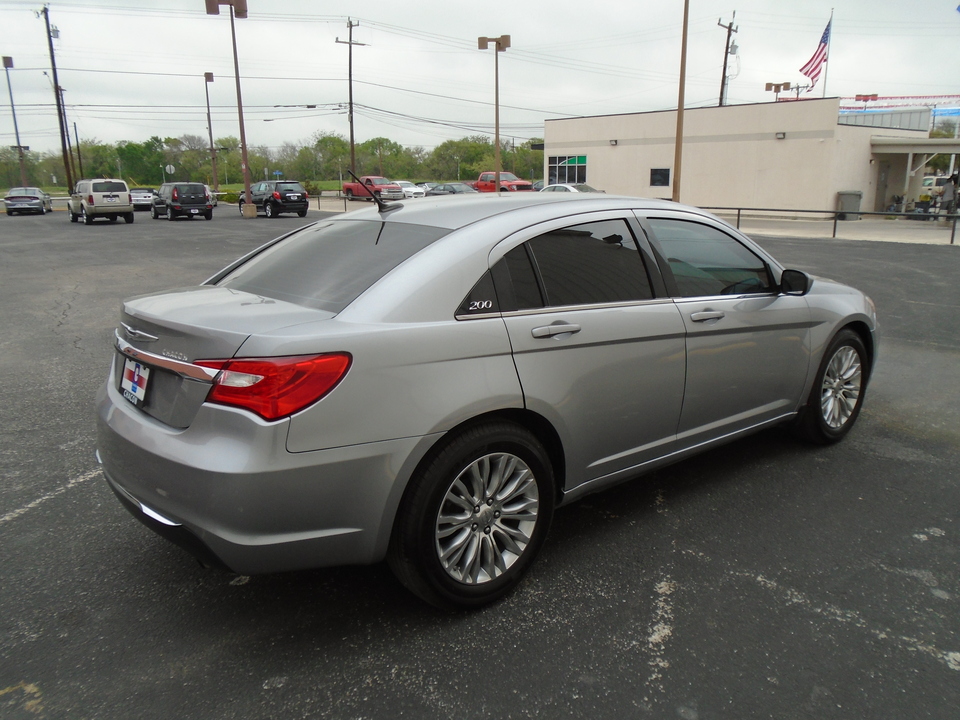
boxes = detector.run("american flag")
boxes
[799,20,831,90]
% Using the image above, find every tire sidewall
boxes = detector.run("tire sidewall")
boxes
[393,423,555,609]
[807,329,868,443]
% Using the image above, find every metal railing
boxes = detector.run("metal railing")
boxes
[700,205,958,245]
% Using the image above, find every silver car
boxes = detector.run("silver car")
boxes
[4,186,53,215]
[96,194,877,609]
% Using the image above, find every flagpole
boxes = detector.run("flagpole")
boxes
[822,8,834,98]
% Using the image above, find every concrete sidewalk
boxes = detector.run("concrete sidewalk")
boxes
[713,213,959,246]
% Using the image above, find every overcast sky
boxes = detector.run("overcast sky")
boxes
[1,0,959,155]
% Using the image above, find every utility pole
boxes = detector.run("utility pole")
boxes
[673,0,690,203]
[2,57,28,187]
[336,19,366,174]
[73,121,83,178]
[204,72,219,190]
[717,12,737,106]
[39,5,73,190]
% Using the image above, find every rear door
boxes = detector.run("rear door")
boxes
[495,212,686,490]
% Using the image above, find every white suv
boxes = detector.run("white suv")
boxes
[69,179,135,224]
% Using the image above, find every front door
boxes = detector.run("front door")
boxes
[494,215,686,490]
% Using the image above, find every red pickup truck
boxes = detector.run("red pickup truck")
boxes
[342,176,404,201]
[469,171,535,193]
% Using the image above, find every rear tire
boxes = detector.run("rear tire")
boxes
[167,209,176,221]
[204,211,213,220]
[82,207,93,225]
[388,421,555,610]
[297,209,307,218]
[794,329,868,445]
[264,202,276,219]
[124,212,134,224]
[345,189,353,201]
[238,200,245,215]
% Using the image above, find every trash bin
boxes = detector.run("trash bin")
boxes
[836,190,862,221]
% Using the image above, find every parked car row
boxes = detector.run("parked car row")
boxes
[4,178,316,224]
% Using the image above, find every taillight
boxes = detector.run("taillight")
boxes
[195,353,351,421]
[87,194,94,204]
[172,188,179,201]
[304,191,309,199]
[272,191,281,200]
[128,193,132,204]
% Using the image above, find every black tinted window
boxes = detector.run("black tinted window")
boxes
[526,219,653,307]
[457,271,500,316]
[276,182,306,193]
[647,219,773,297]
[218,220,449,313]
[92,181,127,192]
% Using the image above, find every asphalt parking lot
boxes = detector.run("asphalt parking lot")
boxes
[1,207,958,719]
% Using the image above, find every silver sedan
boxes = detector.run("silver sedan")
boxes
[96,193,878,609]
[4,187,52,215]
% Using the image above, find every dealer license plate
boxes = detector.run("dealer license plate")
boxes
[120,358,150,407]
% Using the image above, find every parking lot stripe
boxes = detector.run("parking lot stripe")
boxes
[0,468,101,526]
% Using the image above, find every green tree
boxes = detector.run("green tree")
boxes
[312,132,350,182]
[116,136,165,185]
[929,121,957,175]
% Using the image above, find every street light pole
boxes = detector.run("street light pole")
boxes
[478,35,510,193]
[204,72,219,191]
[2,56,28,187]
[205,0,253,217]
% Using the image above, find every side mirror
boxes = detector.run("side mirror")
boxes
[780,269,811,296]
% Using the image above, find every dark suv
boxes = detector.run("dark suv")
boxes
[152,183,213,221]
[240,181,309,218]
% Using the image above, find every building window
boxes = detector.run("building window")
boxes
[650,168,670,187]
[548,155,587,185]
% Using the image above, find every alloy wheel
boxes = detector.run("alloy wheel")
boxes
[434,452,540,585]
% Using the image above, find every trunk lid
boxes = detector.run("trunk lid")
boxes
[116,285,334,428]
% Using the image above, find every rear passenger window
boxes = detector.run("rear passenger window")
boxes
[647,219,773,298]
[527,219,653,307]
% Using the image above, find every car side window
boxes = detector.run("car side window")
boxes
[492,219,653,311]
[647,219,773,298]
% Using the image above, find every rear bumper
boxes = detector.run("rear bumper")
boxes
[95,375,434,574]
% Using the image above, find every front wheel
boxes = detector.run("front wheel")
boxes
[388,422,555,610]
[151,207,159,220]
[344,189,353,201]
[795,329,868,444]
[238,200,245,215]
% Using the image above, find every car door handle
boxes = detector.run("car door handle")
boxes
[531,322,581,339]
[690,310,725,323]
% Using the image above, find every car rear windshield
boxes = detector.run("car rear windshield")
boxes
[92,181,127,192]
[217,219,450,313]
[276,182,306,193]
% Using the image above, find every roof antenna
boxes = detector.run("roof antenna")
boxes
[346,170,402,213]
